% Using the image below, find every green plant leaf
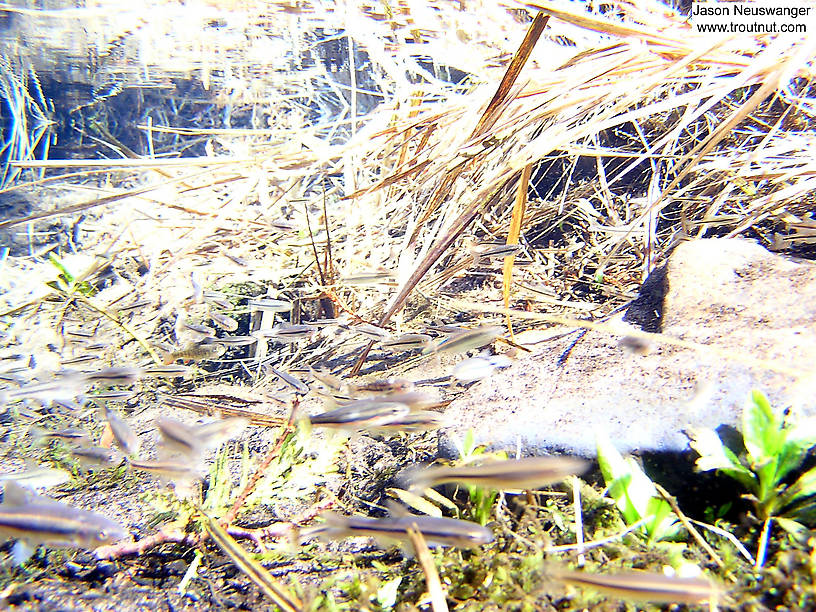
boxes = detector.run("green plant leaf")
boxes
[597,431,678,540]
[462,429,476,457]
[743,390,784,462]
[596,430,629,483]
[688,427,753,483]
[48,253,75,284]
[782,497,816,523]
[645,496,681,542]
[774,439,811,485]
[777,465,816,510]
[608,474,641,526]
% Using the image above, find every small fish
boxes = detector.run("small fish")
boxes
[258,324,314,343]
[248,298,293,313]
[156,416,247,456]
[203,290,233,310]
[451,354,513,382]
[467,242,521,261]
[82,367,143,386]
[156,417,203,457]
[424,325,504,356]
[30,426,91,447]
[86,390,134,408]
[5,377,85,404]
[214,335,258,347]
[268,220,298,232]
[177,319,216,340]
[309,368,345,392]
[351,323,390,340]
[368,411,445,433]
[549,566,721,606]
[163,340,226,364]
[70,446,123,471]
[193,417,249,448]
[128,459,202,482]
[309,400,410,430]
[210,312,239,332]
[309,512,493,549]
[364,391,439,411]
[0,465,72,490]
[340,271,396,286]
[0,481,128,565]
[406,456,589,491]
[103,406,140,456]
[380,333,432,352]
[143,364,193,379]
[349,378,416,395]
[268,367,310,395]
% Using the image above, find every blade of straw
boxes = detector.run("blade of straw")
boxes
[201,513,303,612]
[502,163,531,338]
[406,525,450,612]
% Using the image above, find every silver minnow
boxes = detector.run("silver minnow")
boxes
[380,333,432,352]
[104,406,140,456]
[549,566,721,605]
[0,466,71,490]
[0,481,128,564]
[424,325,504,355]
[407,456,589,491]
[309,400,410,430]
[248,298,293,313]
[128,459,203,482]
[310,512,493,549]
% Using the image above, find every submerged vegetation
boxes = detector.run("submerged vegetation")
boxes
[1,0,815,610]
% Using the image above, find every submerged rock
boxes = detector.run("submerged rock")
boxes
[441,238,816,457]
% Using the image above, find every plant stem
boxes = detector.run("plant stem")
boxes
[755,517,773,569]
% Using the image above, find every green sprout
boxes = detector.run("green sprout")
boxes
[688,390,816,567]
[596,431,681,543]
[458,429,503,526]
[45,253,96,297]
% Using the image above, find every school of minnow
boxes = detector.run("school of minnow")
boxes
[0,275,735,610]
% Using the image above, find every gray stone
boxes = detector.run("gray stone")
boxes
[440,238,816,457]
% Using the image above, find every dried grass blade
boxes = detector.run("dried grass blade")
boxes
[408,14,549,243]
[406,525,449,612]
[472,13,549,137]
[523,1,678,45]
[201,513,303,612]
[502,163,532,337]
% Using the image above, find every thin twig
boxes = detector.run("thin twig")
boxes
[224,399,299,525]
[654,483,724,568]
[407,526,449,612]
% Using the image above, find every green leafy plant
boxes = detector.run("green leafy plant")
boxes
[458,429,503,525]
[596,431,681,542]
[45,253,96,297]
[688,390,816,567]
